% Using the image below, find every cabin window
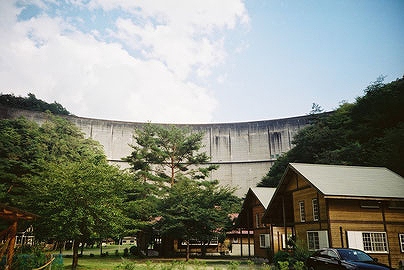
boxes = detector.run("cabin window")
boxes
[360,200,380,209]
[312,198,319,221]
[259,234,270,248]
[281,233,293,249]
[347,231,388,253]
[307,231,329,250]
[399,234,404,252]
[255,213,260,228]
[363,232,388,252]
[299,201,306,222]
[389,201,404,209]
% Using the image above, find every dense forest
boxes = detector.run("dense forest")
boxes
[258,76,404,187]
[0,93,70,115]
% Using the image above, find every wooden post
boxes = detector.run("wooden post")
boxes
[239,228,243,257]
[380,202,392,268]
[6,221,18,270]
[339,226,344,248]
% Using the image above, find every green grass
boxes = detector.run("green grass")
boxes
[64,256,123,269]
[58,245,275,269]
[62,257,276,270]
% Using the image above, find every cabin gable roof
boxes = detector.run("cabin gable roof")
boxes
[288,163,404,199]
[237,187,276,228]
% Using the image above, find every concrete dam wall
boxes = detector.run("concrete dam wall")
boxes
[1,106,311,197]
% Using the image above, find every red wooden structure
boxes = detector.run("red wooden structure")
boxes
[0,204,37,269]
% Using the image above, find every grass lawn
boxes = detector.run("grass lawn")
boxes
[59,245,273,269]
[64,256,124,269]
[63,257,272,270]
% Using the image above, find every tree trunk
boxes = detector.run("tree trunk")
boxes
[72,240,80,269]
[186,240,190,262]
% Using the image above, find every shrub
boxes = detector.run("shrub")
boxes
[129,246,144,257]
[227,261,240,270]
[278,261,289,270]
[293,261,305,270]
[273,250,291,265]
[52,254,64,270]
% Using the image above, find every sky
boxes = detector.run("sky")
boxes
[0,0,403,124]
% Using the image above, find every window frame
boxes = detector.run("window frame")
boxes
[307,230,329,251]
[362,232,388,253]
[299,201,306,222]
[259,234,270,248]
[347,231,389,254]
[255,213,260,228]
[399,233,404,253]
[312,198,319,221]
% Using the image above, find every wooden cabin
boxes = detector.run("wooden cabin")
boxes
[237,187,293,259]
[264,163,404,269]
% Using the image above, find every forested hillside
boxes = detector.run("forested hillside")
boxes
[258,76,404,187]
[0,93,70,115]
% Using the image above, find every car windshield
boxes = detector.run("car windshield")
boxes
[337,249,374,262]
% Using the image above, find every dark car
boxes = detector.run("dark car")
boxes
[305,248,391,270]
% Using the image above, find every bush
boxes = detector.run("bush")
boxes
[52,254,64,270]
[293,261,305,270]
[278,261,289,270]
[273,250,291,265]
[129,246,145,258]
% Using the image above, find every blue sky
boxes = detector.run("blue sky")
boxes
[1,1,403,123]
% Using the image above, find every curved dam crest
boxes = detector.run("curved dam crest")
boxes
[1,106,312,197]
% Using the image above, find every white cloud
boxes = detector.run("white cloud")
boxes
[0,0,248,123]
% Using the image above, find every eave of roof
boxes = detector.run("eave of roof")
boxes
[0,204,38,221]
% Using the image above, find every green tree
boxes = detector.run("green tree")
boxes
[0,93,70,115]
[0,115,132,269]
[258,76,404,187]
[158,178,239,261]
[0,117,45,204]
[24,158,131,269]
[124,123,217,188]
[123,123,239,257]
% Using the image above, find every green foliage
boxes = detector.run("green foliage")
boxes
[277,261,289,270]
[158,178,240,256]
[273,250,291,265]
[227,261,240,270]
[124,123,240,258]
[0,93,70,115]
[258,76,404,187]
[124,123,217,188]
[11,245,62,270]
[51,254,64,269]
[0,114,133,269]
[293,261,305,270]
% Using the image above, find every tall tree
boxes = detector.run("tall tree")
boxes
[0,117,45,205]
[124,123,217,188]
[258,76,404,187]
[157,178,240,261]
[24,157,131,269]
[0,114,132,269]
[123,123,238,257]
